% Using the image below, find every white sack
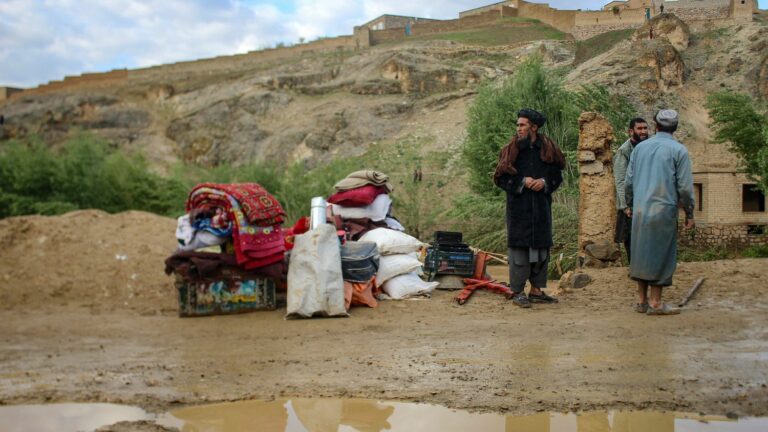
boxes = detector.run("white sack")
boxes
[331,194,392,222]
[376,253,422,285]
[382,272,439,299]
[359,228,425,255]
[286,224,348,318]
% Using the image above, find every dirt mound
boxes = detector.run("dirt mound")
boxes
[0,210,178,314]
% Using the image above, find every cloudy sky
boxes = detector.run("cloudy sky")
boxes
[1,0,765,88]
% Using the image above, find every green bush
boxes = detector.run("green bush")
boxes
[742,245,768,258]
[0,134,186,218]
[463,56,580,197]
[457,56,637,277]
[677,245,733,262]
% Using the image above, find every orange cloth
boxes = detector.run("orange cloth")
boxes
[344,277,379,310]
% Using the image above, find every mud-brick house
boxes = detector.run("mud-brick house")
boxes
[358,15,440,31]
[685,135,768,248]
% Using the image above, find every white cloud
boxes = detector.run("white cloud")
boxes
[0,0,628,88]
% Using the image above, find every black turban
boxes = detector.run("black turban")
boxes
[518,108,546,127]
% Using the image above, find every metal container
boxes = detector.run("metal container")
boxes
[310,196,327,230]
[173,269,277,317]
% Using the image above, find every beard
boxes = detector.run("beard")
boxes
[632,132,648,143]
[516,134,532,148]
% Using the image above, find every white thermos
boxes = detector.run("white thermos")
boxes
[310,197,327,230]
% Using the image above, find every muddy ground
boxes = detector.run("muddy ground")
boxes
[1,211,767,421]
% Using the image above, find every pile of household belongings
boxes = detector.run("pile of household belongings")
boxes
[165,183,299,294]
[286,170,439,319]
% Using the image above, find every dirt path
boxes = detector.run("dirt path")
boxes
[1,212,767,418]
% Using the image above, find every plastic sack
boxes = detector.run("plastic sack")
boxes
[381,272,438,299]
[376,253,422,285]
[286,224,348,318]
[359,228,425,255]
[344,277,378,309]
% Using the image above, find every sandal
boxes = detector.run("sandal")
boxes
[528,292,558,304]
[511,293,531,308]
[646,303,681,315]
[635,303,649,313]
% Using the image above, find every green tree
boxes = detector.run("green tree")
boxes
[706,91,768,192]
[463,56,579,197]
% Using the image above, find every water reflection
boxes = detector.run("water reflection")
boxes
[0,403,150,432]
[162,399,767,432]
[1,400,766,432]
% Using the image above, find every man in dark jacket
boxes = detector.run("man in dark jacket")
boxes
[493,108,565,308]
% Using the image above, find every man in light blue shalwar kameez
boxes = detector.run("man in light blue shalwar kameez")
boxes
[625,109,695,315]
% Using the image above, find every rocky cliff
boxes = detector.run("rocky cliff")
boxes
[1,14,765,173]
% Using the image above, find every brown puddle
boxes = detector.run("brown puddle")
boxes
[0,403,151,432]
[2,399,768,431]
[159,400,768,432]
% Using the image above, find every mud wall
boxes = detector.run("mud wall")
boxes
[369,28,406,45]
[0,87,24,102]
[517,0,576,33]
[369,10,511,45]
[659,0,730,20]
[577,112,616,251]
[459,1,517,18]
[628,0,653,9]
[679,223,768,248]
[572,8,648,39]
[11,34,365,99]
[14,70,129,99]
[362,15,441,30]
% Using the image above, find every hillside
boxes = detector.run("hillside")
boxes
[566,15,768,172]
[0,15,766,175]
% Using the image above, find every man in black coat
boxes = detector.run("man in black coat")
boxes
[493,108,565,308]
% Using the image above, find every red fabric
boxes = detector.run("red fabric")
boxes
[242,251,285,270]
[283,216,310,251]
[231,223,285,267]
[188,183,285,225]
[327,185,388,207]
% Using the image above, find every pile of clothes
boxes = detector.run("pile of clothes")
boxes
[175,183,287,270]
[327,170,404,240]
[326,170,437,301]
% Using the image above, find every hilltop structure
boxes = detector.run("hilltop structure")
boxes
[0,87,23,102]
[454,0,756,39]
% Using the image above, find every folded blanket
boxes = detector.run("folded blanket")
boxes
[331,193,392,222]
[188,183,285,226]
[333,170,393,193]
[185,184,285,269]
[328,184,388,207]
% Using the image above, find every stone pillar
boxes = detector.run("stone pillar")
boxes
[577,112,617,264]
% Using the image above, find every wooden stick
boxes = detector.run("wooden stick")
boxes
[470,248,508,264]
[679,277,705,307]
[487,254,508,265]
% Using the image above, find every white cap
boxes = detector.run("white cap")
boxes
[655,109,679,128]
